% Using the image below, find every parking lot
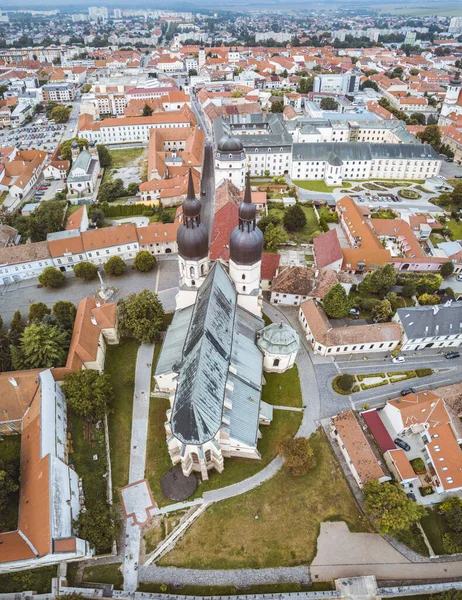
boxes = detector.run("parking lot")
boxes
[0,119,65,152]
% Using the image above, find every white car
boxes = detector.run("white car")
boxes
[392,356,405,364]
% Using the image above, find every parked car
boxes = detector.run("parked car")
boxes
[445,352,460,359]
[394,438,411,452]
[401,387,416,396]
[349,308,360,316]
[392,356,405,364]
[457,275,462,282]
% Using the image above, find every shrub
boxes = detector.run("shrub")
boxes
[363,403,370,410]
[278,436,316,476]
[104,256,126,277]
[73,261,98,281]
[416,368,433,377]
[337,373,354,392]
[38,266,66,288]
[410,458,426,473]
[442,532,462,554]
[418,486,434,496]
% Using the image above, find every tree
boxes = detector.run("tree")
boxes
[63,369,114,420]
[358,264,397,298]
[52,301,77,331]
[126,182,139,196]
[60,137,89,161]
[323,283,351,318]
[418,293,439,305]
[74,261,98,281]
[9,311,24,347]
[283,204,306,232]
[38,266,66,288]
[188,68,198,76]
[50,105,71,124]
[258,213,281,235]
[11,323,68,369]
[440,261,455,278]
[278,436,316,476]
[104,256,126,276]
[264,223,288,251]
[360,80,379,92]
[320,97,339,111]
[337,373,354,391]
[410,112,426,125]
[0,334,12,372]
[81,84,92,93]
[98,179,125,202]
[73,503,119,555]
[363,480,426,534]
[441,497,462,533]
[134,250,156,272]
[97,144,111,168]
[297,76,314,94]
[451,182,462,208]
[142,103,153,117]
[28,302,50,323]
[118,290,164,343]
[371,299,392,322]
[89,208,105,228]
[271,100,284,113]
[416,124,441,152]
[0,468,19,515]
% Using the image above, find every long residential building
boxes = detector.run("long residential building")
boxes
[0,219,179,285]
[78,106,196,145]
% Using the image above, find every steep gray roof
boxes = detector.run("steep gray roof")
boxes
[396,304,462,339]
[155,305,194,376]
[292,142,440,162]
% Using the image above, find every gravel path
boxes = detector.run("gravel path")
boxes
[138,566,311,586]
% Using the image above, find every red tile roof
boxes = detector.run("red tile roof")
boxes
[313,229,342,269]
[209,202,238,261]
[261,253,280,281]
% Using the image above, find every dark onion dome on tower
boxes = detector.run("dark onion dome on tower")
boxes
[450,70,461,86]
[230,174,263,266]
[177,169,208,261]
[217,135,244,153]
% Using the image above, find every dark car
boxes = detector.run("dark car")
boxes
[394,438,411,452]
[401,387,416,396]
[445,352,460,359]
[406,492,417,502]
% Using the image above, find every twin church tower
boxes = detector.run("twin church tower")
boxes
[176,144,264,315]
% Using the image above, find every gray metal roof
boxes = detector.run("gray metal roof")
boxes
[155,305,194,376]
[68,149,92,180]
[396,304,462,339]
[257,322,300,356]
[171,262,237,445]
[292,142,440,162]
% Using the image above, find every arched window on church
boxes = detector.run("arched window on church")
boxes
[201,264,205,276]
[191,452,199,464]
[242,285,246,292]
[242,274,246,280]
[190,266,194,277]
[273,358,280,367]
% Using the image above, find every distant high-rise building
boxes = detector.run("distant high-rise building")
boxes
[88,6,108,22]
[313,72,360,95]
[113,8,122,19]
[0,11,9,23]
[404,31,417,45]
[449,17,462,34]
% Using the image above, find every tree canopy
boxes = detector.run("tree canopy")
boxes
[364,480,426,534]
[134,250,157,272]
[264,223,288,251]
[279,436,316,476]
[283,204,307,232]
[11,323,68,369]
[63,369,114,420]
[104,255,127,276]
[28,302,50,323]
[118,290,164,343]
[38,266,66,288]
[320,97,339,111]
[52,301,77,331]
[60,137,89,161]
[323,283,351,318]
[358,264,397,298]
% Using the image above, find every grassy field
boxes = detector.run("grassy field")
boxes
[147,405,302,507]
[159,430,366,569]
[0,566,57,594]
[420,506,450,555]
[138,583,333,595]
[106,337,140,500]
[109,147,145,169]
[266,204,322,244]
[0,435,20,533]
[82,563,123,589]
[446,219,462,241]
[262,365,303,408]
[293,180,339,193]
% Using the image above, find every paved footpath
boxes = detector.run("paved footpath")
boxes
[123,343,155,593]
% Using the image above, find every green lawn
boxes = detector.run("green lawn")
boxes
[138,583,333,595]
[109,147,145,169]
[262,312,272,327]
[106,337,140,500]
[394,524,429,557]
[159,429,366,569]
[82,563,123,589]
[262,365,303,407]
[0,566,57,593]
[0,435,21,533]
[446,219,462,241]
[293,180,339,193]
[420,506,450,555]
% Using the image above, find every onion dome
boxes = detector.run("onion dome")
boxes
[217,135,244,153]
[177,168,208,261]
[257,323,300,356]
[182,169,201,218]
[450,71,461,86]
[230,173,263,266]
[71,140,78,148]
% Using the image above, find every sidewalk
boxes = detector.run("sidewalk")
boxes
[123,343,155,593]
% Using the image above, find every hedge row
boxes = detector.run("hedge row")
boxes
[357,372,385,381]
[99,203,153,217]
[360,380,389,391]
